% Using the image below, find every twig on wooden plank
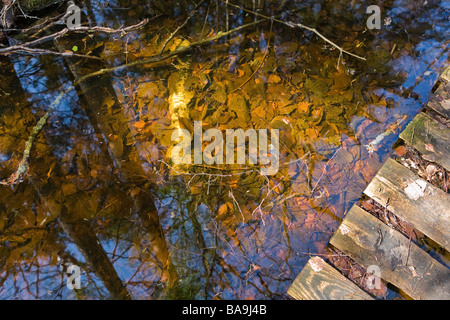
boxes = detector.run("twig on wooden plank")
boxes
[384,198,393,227]
[405,231,412,266]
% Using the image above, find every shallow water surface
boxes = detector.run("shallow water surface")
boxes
[0,0,448,299]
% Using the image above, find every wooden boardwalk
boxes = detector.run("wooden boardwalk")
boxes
[288,66,450,300]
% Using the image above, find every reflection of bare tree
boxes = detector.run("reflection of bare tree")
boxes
[1,55,130,299]
[1,2,179,299]
[55,36,177,286]
[58,208,131,299]
[0,54,133,299]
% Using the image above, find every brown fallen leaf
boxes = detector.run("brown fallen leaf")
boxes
[268,74,281,84]
[394,145,407,157]
[133,120,146,131]
[218,203,229,216]
[297,101,310,113]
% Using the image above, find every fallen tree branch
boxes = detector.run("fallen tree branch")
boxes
[74,18,267,82]
[0,18,150,55]
[3,44,103,59]
[0,86,74,185]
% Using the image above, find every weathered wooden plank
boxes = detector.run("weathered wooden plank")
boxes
[399,113,450,170]
[330,205,450,300]
[287,256,374,300]
[426,83,450,119]
[426,66,450,117]
[440,65,450,83]
[364,158,450,252]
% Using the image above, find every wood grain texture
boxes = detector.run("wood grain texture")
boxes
[330,205,450,300]
[440,65,450,83]
[364,158,450,252]
[400,113,450,170]
[426,83,450,119]
[287,256,374,300]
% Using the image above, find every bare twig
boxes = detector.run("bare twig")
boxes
[229,190,245,221]
[200,0,211,36]
[160,160,255,177]
[0,19,150,55]
[251,179,281,225]
[14,0,39,20]
[405,231,412,266]
[376,225,383,247]
[231,18,273,93]
[3,45,102,59]
[159,0,206,55]
[310,147,342,194]
[383,198,393,227]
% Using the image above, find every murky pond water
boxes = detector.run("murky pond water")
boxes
[0,0,448,299]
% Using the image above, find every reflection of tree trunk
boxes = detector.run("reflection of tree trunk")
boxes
[0,55,28,277]
[0,55,131,299]
[54,40,177,285]
[133,190,176,283]
[32,177,132,300]
[58,208,131,300]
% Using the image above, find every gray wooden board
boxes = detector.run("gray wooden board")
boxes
[364,158,450,251]
[400,113,450,171]
[440,65,450,83]
[330,205,450,300]
[287,256,374,300]
[426,83,450,119]
[426,65,450,117]
[364,158,450,252]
